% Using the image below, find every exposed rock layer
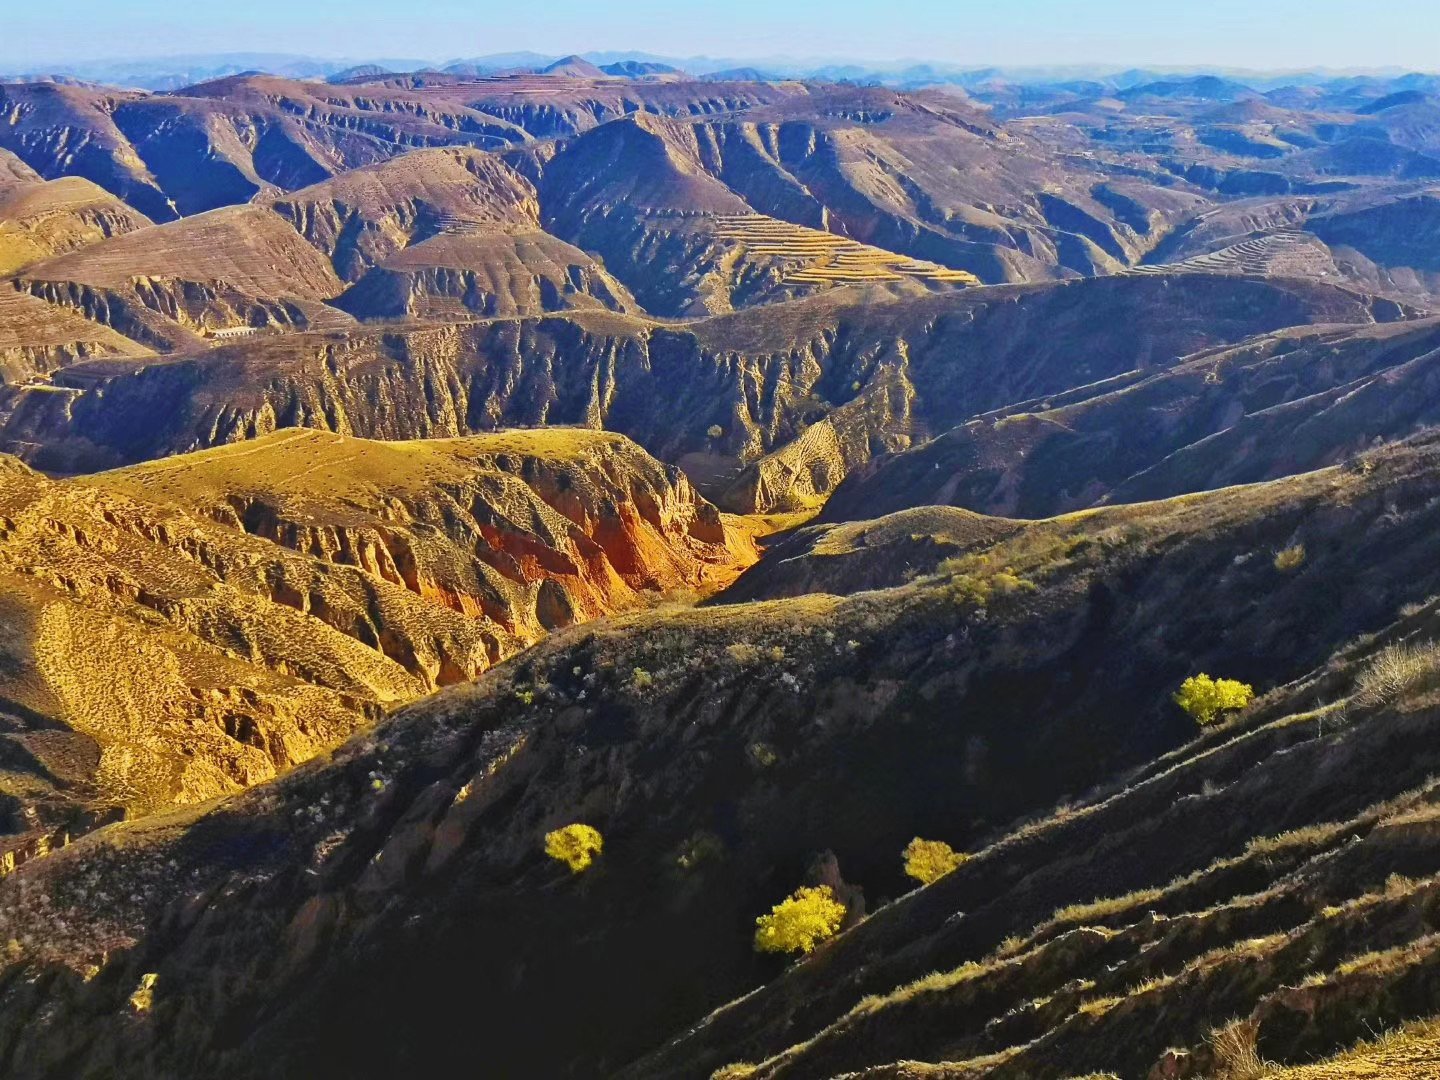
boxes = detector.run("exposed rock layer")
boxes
[0,428,751,865]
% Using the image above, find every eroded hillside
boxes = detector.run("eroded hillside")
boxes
[824,314,1440,521]
[0,275,1396,504]
[6,434,1440,1077]
[6,61,1440,1080]
[0,428,751,874]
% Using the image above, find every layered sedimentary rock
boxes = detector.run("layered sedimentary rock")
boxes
[0,428,752,868]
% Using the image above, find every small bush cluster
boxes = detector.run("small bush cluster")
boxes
[544,824,604,873]
[1273,544,1306,572]
[754,885,847,955]
[1174,674,1254,726]
[902,837,969,885]
[747,741,778,767]
[937,553,1036,612]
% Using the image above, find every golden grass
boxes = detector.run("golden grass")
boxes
[1209,1017,1268,1080]
[1076,995,1123,1016]
[87,426,631,507]
[713,214,980,287]
[1352,640,1440,708]
[1273,544,1307,573]
[850,960,995,1016]
[1319,930,1440,984]
[1264,1015,1440,1078]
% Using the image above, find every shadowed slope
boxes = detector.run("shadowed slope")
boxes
[714,506,1023,603]
[6,435,1440,1078]
[824,314,1440,522]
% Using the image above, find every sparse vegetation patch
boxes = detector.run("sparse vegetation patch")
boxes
[1353,640,1440,707]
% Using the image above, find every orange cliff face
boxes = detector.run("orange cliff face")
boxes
[0,428,757,867]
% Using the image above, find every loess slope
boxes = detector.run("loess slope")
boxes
[0,428,752,872]
[824,314,1440,522]
[0,274,1394,500]
[6,434,1440,1077]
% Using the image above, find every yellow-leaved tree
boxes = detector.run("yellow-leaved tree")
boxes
[544,823,604,873]
[753,885,847,955]
[1174,674,1254,726]
[903,838,969,884]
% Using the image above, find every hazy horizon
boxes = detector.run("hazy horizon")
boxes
[6,0,1438,72]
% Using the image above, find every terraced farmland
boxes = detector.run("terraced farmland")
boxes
[713,214,982,286]
[1132,229,1340,279]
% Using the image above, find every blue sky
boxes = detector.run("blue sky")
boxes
[6,0,1438,71]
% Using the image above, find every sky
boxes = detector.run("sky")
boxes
[5,0,1438,72]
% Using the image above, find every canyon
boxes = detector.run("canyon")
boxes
[3,59,1440,1080]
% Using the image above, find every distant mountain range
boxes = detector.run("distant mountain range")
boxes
[2,49,1435,92]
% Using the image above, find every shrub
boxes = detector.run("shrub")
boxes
[903,837,969,884]
[544,824,604,873]
[631,667,654,690]
[1174,674,1254,726]
[949,574,993,610]
[1273,544,1306,572]
[991,570,1038,597]
[707,424,725,439]
[129,973,158,1012]
[1353,640,1440,707]
[673,831,725,871]
[754,885,847,955]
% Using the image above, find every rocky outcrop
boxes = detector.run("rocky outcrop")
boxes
[0,428,753,867]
